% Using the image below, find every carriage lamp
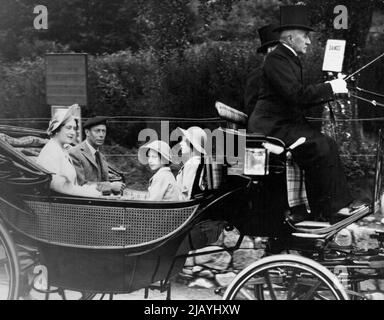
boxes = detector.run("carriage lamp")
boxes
[244,147,269,175]
[333,229,353,247]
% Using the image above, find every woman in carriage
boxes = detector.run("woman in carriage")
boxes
[36,105,101,198]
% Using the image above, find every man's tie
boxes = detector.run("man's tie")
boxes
[293,56,303,81]
[95,150,102,180]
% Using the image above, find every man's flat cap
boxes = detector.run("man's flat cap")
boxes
[83,116,109,129]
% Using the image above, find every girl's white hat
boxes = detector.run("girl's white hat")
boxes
[177,126,207,155]
[138,140,172,164]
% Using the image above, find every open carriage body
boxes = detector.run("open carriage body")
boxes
[0,104,384,300]
[0,124,250,298]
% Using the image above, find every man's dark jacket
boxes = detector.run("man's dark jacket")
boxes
[244,67,261,117]
[247,43,351,219]
[248,43,334,143]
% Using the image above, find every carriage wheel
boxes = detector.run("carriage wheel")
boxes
[223,254,349,300]
[0,220,20,300]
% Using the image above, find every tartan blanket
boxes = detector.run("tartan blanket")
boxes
[286,158,309,209]
[202,161,225,190]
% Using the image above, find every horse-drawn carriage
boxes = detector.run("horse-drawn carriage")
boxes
[0,103,383,300]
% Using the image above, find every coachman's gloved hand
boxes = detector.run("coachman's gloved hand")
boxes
[326,73,348,94]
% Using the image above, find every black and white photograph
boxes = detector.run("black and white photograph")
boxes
[0,0,384,306]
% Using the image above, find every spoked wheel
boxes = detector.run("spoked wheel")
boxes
[223,254,349,300]
[0,221,20,300]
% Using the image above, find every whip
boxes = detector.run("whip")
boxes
[344,52,384,81]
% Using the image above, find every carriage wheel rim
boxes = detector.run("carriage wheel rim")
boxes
[0,222,20,300]
[223,254,349,300]
[229,264,340,300]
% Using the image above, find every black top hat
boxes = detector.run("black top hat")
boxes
[83,116,109,130]
[274,5,314,32]
[257,24,280,53]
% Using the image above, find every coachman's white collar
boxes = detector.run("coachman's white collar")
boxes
[281,42,298,57]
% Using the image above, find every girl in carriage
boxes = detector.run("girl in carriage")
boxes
[176,126,207,200]
[138,140,181,201]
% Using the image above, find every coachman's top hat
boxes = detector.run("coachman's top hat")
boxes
[257,24,280,53]
[274,5,314,32]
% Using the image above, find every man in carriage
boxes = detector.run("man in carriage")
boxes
[247,5,364,222]
[69,116,125,195]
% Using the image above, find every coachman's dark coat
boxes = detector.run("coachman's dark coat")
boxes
[244,67,262,117]
[248,43,352,219]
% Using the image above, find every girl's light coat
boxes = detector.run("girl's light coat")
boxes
[148,167,181,201]
[176,156,201,200]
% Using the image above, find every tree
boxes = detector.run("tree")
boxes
[0,0,143,61]
[194,0,284,41]
[301,0,381,141]
[136,0,195,53]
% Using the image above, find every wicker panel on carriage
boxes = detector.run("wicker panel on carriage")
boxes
[0,195,199,249]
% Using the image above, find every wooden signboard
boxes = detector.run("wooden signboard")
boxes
[45,53,88,106]
[322,39,346,73]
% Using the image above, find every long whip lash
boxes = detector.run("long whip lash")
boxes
[345,52,384,81]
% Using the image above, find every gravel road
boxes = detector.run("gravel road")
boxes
[27,278,222,300]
